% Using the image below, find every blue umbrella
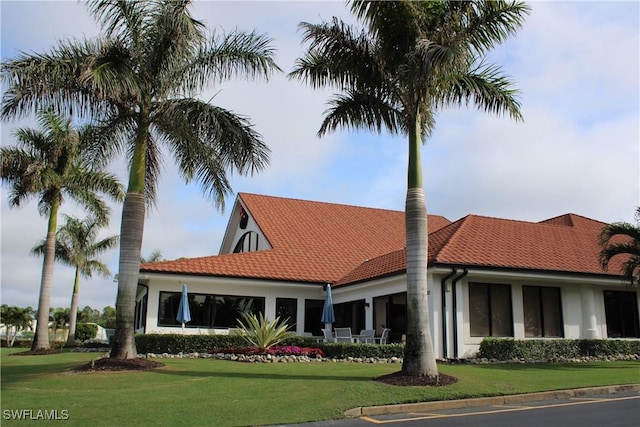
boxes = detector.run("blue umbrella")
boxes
[176,284,191,333]
[321,284,335,331]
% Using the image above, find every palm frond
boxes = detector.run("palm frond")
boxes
[181,29,281,95]
[1,38,114,120]
[154,98,270,209]
[599,211,640,286]
[435,60,523,121]
[319,90,402,137]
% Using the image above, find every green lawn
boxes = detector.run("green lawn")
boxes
[1,348,638,426]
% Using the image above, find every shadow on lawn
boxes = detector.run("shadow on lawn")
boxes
[148,366,384,382]
[1,362,87,386]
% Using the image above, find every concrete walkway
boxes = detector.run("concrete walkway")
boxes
[343,384,640,417]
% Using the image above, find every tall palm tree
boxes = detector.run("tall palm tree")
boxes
[0,110,124,351]
[33,214,119,347]
[1,0,279,359]
[290,0,529,377]
[600,207,640,287]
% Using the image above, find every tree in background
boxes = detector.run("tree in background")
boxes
[1,0,279,359]
[0,110,124,352]
[0,305,34,347]
[78,306,102,324]
[600,207,640,287]
[49,307,70,343]
[141,250,164,264]
[290,0,528,377]
[33,214,118,346]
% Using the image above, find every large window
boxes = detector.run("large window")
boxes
[603,290,640,338]
[276,298,297,331]
[523,286,563,337]
[158,291,264,328]
[304,299,324,336]
[469,283,513,337]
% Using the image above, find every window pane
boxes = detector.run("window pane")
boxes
[469,283,490,336]
[605,290,640,338]
[490,284,513,337]
[304,299,324,336]
[523,286,542,337]
[276,298,297,331]
[542,287,563,337]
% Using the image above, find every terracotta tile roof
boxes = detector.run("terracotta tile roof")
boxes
[141,193,622,285]
[335,213,624,286]
[141,193,450,283]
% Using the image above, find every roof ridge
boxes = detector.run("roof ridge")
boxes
[239,192,407,215]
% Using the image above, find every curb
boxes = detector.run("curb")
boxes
[343,384,640,417]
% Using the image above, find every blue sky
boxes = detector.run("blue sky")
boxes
[1,0,638,311]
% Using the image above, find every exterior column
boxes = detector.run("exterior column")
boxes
[581,285,600,338]
[365,297,374,329]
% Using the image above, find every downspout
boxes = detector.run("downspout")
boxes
[440,268,458,360]
[451,268,468,359]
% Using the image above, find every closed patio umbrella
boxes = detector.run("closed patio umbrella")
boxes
[176,284,191,333]
[321,284,335,331]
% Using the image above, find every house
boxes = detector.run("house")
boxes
[136,193,639,358]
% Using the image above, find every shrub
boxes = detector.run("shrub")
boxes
[236,312,290,351]
[75,323,98,343]
[478,338,640,361]
[135,333,248,354]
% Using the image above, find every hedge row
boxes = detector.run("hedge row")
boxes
[134,333,405,358]
[478,338,640,361]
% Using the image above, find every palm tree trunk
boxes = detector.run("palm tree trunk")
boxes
[402,116,439,378]
[65,268,81,347]
[30,202,59,351]
[110,192,145,359]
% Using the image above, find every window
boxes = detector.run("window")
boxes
[233,231,260,253]
[276,298,297,331]
[134,293,147,331]
[158,291,264,328]
[523,286,563,337]
[469,283,513,337]
[304,299,324,336]
[603,290,640,338]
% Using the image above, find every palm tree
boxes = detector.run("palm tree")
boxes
[1,0,278,359]
[600,207,640,287]
[33,214,119,346]
[290,0,528,377]
[0,110,124,352]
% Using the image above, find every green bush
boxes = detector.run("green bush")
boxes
[135,334,249,354]
[75,323,98,342]
[478,338,640,361]
[134,333,404,358]
[316,343,404,359]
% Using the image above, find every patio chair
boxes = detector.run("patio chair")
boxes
[334,327,355,343]
[358,329,375,344]
[375,328,390,344]
[321,328,336,343]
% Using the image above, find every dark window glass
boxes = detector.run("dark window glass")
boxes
[523,286,563,337]
[233,231,259,253]
[469,283,513,337]
[158,291,264,328]
[603,291,640,338]
[304,299,324,336]
[276,298,297,331]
